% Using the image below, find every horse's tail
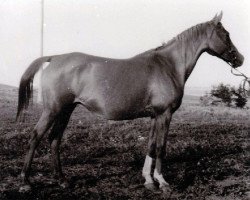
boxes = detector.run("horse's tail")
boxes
[16,56,53,121]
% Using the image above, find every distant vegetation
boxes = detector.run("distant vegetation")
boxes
[200,83,248,109]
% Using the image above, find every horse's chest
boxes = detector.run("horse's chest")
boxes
[149,80,183,113]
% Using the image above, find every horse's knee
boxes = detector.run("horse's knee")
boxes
[148,142,156,158]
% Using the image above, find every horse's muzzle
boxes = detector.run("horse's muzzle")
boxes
[232,53,244,68]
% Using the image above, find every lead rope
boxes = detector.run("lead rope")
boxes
[231,67,250,96]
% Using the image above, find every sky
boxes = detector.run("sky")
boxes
[0,0,249,92]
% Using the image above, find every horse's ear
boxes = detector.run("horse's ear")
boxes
[212,11,223,25]
[212,13,218,21]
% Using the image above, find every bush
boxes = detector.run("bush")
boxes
[201,83,248,108]
[210,83,233,106]
[231,86,248,108]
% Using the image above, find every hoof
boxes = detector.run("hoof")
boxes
[160,185,171,195]
[19,184,31,193]
[144,183,157,191]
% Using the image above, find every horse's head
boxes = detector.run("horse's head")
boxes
[207,12,244,68]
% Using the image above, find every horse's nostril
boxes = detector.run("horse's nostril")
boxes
[241,55,244,64]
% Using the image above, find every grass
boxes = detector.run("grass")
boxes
[0,84,249,199]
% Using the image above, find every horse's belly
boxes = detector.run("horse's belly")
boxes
[103,96,155,120]
[76,95,153,120]
[105,106,155,120]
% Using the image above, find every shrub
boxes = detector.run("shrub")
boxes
[201,83,248,108]
[210,83,233,106]
[231,86,248,108]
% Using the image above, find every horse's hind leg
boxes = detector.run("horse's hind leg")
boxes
[48,104,76,188]
[20,109,56,192]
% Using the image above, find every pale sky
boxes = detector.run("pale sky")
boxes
[0,0,249,91]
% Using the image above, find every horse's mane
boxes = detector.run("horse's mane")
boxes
[134,21,210,58]
[155,21,210,50]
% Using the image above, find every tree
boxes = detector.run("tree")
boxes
[209,83,248,108]
[210,83,232,106]
[231,86,248,108]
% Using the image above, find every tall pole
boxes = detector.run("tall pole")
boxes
[41,0,44,57]
[37,0,44,103]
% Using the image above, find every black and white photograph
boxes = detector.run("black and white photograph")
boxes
[0,0,249,199]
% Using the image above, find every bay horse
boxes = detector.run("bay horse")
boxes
[17,12,244,192]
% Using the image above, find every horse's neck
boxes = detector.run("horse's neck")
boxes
[183,37,207,81]
[160,33,208,88]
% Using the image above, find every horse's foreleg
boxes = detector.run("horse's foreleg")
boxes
[48,104,75,188]
[142,119,156,190]
[20,110,55,192]
[153,110,172,193]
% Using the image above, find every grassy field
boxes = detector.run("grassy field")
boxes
[0,84,249,200]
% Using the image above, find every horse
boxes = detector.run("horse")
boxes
[17,12,244,193]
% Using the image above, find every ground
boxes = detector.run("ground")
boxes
[0,84,249,200]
